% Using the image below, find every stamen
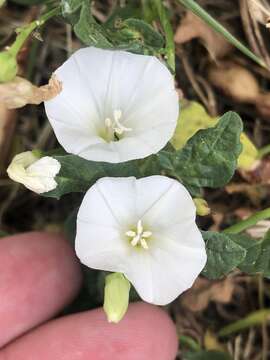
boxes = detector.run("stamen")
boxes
[140,238,149,250]
[126,230,136,237]
[142,231,152,238]
[126,220,152,250]
[104,109,132,139]
[137,219,143,235]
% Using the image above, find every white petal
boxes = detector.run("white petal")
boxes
[22,176,58,194]
[135,176,196,229]
[9,151,37,167]
[133,175,178,220]
[125,229,206,305]
[77,180,119,227]
[27,156,61,177]
[88,177,137,225]
[75,177,138,272]
[44,47,178,163]
[75,220,129,273]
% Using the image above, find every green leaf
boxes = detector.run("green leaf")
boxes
[61,0,164,55]
[168,111,243,188]
[180,336,201,352]
[74,1,113,48]
[202,231,247,279]
[236,230,270,277]
[202,230,270,279]
[44,155,142,199]
[232,235,263,274]
[183,350,232,360]
[171,100,258,172]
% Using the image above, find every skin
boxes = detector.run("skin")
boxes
[0,232,178,360]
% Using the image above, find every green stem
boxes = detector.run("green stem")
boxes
[224,207,270,234]
[152,0,175,73]
[258,144,270,159]
[9,7,60,57]
[176,0,267,68]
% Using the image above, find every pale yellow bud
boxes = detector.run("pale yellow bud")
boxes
[103,273,130,324]
[193,198,211,216]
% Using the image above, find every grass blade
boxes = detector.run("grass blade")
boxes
[219,309,270,337]
[177,0,267,68]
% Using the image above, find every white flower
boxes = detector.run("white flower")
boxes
[7,151,61,194]
[44,47,178,163]
[75,176,207,305]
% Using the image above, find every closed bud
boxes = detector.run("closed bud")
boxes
[7,151,61,194]
[0,51,18,83]
[103,273,130,324]
[194,198,211,216]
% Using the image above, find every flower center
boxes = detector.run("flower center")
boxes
[104,109,132,141]
[125,220,152,250]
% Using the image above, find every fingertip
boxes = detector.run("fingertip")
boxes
[0,231,82,347]
[2,302,178,360]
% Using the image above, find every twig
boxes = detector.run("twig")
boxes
[177,47,210,110]
[234,335,242,360]
[243,328,255,359]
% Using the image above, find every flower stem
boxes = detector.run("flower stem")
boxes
[224,207,270,234]
[176,0,267,68]
[9,7,60,57]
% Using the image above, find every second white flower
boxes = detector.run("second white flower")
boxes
[75,176,207,305]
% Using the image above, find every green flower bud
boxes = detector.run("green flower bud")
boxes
[193,198,211,216]
[0,51,18,83]
[103,273,130,324]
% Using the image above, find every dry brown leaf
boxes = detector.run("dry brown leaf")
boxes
[0,74,62,109]
[174,11,233,59]
[208,61,260,103]
[226,183,267,206]
[209,212,224,232]
[181,277,234,312]
[240,159,270,184]
[247,0,270,25]
[208,60,270,120]
[255,92,270,119]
